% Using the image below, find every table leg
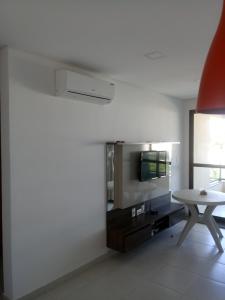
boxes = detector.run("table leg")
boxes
[177,204,199,247]
[211,216,223,238]
[203,206,224,252]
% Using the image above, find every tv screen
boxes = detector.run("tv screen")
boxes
[158,162,166,177]
[140,161,157,181]
[159,151,166,162]
[158,151,167,177]
[139,151,158,181]
[139,150,167,181]
[142,151,157,161]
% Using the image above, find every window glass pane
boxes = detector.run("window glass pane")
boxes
[194,167,225,218]
[209,168,220,182]
[221,169,225,179]
[194,167,222,189]
[194,114,225,165]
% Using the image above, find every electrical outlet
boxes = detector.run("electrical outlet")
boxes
[132,208,136,217]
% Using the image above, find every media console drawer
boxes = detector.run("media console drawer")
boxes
[107,202,185,252]
[124,225,152,252]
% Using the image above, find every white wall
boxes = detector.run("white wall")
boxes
[1,48,185,299]
[0,48,14,300]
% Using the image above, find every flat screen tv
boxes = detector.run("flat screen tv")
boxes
[158,151,167,178]
[139,150,167,181]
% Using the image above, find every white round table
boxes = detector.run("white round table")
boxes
[172,189,225,252]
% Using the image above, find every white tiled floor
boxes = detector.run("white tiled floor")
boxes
[32,221,225,300]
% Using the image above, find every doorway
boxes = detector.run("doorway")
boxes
[189,110,225,222]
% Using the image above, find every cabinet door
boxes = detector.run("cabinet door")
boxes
[124,225,152,251]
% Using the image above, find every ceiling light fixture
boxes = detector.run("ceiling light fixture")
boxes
[196,0,225,114]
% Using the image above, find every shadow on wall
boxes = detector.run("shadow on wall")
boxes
[11,54,57,96]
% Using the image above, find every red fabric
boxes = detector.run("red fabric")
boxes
[197,0,225,113]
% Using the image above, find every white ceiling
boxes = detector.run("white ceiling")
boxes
[0,0,222,99]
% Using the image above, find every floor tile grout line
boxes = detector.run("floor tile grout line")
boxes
[160,259,225,288]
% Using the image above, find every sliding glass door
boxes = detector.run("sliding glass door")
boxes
[190,111,225,219]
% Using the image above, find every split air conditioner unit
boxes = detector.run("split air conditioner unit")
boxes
[55,69,115,104]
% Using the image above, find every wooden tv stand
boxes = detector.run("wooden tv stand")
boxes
[107,193,185,252]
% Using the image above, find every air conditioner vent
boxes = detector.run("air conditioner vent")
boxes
[56,69,115,104]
